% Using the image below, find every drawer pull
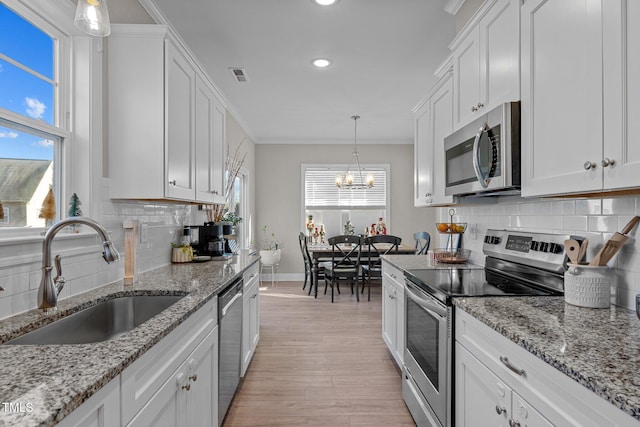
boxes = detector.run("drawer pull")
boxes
[495,405,506,415]
[189,374,198,382]
[182,383,191,391]
[509,420,521,427]
[500,356,526,377]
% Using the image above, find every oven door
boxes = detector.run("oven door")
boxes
[404,280,451,427]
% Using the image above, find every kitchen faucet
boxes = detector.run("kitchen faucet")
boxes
[38,217,120,312]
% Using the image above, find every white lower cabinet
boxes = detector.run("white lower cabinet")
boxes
[381,260,404,368]
[57,376,120,427]
[128,328,218,427]
[241,263,260,376]
[455,308,638,427]
[456,343,552,427]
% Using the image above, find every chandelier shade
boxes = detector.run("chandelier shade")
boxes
[335,115,374,190]
[74,0,111,37]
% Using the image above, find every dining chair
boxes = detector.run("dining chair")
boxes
[414,231,431,255]
[298,232,312,291]
[321,235,363,303]
[361,235,402,301]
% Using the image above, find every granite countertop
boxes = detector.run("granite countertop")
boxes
[454,297,640,421]
[0,253,260,427]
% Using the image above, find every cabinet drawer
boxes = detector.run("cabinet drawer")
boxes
[382,261,404,289]
[243,263,259,290]
[455,308,635,426]
[121,297,217,425]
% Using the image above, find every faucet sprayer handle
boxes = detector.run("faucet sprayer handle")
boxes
[102,241,120,263]
[53,254,65,295]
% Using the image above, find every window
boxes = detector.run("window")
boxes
[0,1,67,229]
[303,164,389,238]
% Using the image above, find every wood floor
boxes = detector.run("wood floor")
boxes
[223,280,416,426]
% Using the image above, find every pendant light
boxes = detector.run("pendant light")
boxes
[335,115,374,190]
[74,0,111,37]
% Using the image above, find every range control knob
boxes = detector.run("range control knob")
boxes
[548,243,563,254]
[540,242,549,252]
[530,241,540,251]
[484,236,502,245]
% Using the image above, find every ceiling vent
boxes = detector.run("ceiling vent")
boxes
[229,67,249,83]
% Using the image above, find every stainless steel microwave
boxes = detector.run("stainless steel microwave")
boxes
[444,102,520,196]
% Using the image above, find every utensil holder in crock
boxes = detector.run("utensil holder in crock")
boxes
[564,265,612,308]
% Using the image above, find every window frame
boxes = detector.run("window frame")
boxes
[301,163,390,233]
[0,0,82,238]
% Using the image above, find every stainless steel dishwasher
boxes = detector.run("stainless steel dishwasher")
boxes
[218,277,243,426]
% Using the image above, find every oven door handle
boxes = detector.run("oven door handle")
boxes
[405,282,447,318]
[472,123,491,188]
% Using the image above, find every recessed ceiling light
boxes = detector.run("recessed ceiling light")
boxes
[314,0,338,5]
[312,58,332,68]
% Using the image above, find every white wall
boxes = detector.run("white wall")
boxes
[255,143,436,278]
[441,195,640,310]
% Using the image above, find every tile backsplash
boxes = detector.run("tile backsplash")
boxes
[439,195,640,310]
[0,180,206,320]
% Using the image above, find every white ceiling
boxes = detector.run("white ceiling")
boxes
[134,1,456,144]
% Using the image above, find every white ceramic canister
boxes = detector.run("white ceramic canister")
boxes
[564,265,612,308]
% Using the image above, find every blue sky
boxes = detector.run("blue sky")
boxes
[0,2,54,161]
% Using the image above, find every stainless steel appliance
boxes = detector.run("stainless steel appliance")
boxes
[444,102,520,197]
[218,277,243,426]
[403,229,572,427]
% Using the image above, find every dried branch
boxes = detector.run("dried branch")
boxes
[208,138,247,222]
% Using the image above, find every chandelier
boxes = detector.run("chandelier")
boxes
[74,0,111,37]
[335,115,374,189]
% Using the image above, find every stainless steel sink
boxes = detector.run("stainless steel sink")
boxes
[4,295,185,345]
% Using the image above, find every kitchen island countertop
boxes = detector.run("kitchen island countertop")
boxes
[0,252,260,426]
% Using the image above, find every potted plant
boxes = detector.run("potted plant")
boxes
[260,225,282,266]
[222,211,243,234]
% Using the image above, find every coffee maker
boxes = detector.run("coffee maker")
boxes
[196,222,225,256]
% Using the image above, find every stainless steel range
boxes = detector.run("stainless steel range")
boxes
[402,229,575,427]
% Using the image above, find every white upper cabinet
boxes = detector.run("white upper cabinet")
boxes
[521,0,640,197]
[109,25,225,203]
[602,0,640,191]
[414,60,454,208]
[195,74,225,204]
[451,0,520,130]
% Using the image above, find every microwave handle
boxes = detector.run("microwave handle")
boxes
[472,123,490,188]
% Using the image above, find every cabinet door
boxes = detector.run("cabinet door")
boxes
[393,285,405,366]
[521,0,603,196]
[185,330,218,427]
[430,75,455,206]
[127,369,187,427]
[195,75,220,203]
[414,102,433,207]
[212,96,226,201]
[455,343,512,427]
[453,28,481,129]
[603,0,640,189]
[481,0,519,110]
[512,391,554,427]
[58,377,120,427]
[166,40,196,200]
[241,279,259,376]
[381,280,397,353]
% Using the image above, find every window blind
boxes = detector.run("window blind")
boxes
[304,167,387,208]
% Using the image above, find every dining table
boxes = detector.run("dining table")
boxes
[307,242,417,298]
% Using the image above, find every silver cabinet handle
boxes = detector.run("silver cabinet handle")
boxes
[169,180,177,185]
[495,405,507,415]
[477,102,484,109]
[601,158,615,167]
[182,383,191,391]
[189,374,198,382]
[500,356,526,376]
[509,420,521,427]
[425,193,431,197]
[471,105,478,112]
[583,161,596,170]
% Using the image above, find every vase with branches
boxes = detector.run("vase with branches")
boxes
[206,138,247,223]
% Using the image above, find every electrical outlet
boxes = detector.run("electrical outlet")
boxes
[140,223,149,244]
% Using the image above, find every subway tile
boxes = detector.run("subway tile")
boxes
[575,199,602,215]
[0,296,12,320]
[552,200,575,215]
[533,201,553,216]
[588,216,618,233]
[602,197,635,215]
[563,216,588,232]
[12,290,37,315]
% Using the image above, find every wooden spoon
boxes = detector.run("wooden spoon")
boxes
[564,239,581,264]
[577,238,589,264]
